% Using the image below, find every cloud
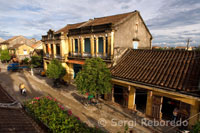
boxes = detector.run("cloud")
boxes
[0,0,199,46]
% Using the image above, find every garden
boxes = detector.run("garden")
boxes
[24,96,104,133]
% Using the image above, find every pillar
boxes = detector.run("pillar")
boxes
[78,38,81,55]
[90,36,94,57]
[146,91,153,117]
[103,36,106,57]
[81,37,84,57]
[48,43,51,55]
[112,87,115,102]
[69,38,72,55]
[72,39,75,54]
[128,86,136,110]
[96,37,99,57]
[107,36,111,56]
[111,31,114,57]
[53,44,56,57]
[44,60,47,71]
[189,101,200,128]
[43,43,46,54]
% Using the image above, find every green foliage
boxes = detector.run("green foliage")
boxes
[192,121,200,133]
[31,56,43,68]
[46,59,66,80]
[75,58,112,96]
[21,57,30,65]
[24,96,104,133]
[0,50,11,62]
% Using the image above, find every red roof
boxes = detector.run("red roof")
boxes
[111,49,200,96]
[56,11,137,33]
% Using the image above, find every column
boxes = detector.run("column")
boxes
[53,44,56,57]
[72,39,75,55]
[44,60,47,71]
[48,44,51,55]
[111,31,114,57]
[78,38,80,55]
[107,36,111,57]
[43,43,46,54]
[103,36,106,57]
[146,91,153,117]
[60,40,65,57]
[81,37,84,57]
[189,101,200,128]
[128,86,136,110]
[69,38,72,56]
[90,36,94,57]
[112,87,115,102]
[96,37,99,57]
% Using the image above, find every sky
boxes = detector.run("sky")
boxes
[0,0,200,47]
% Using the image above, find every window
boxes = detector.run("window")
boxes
[133,41,138,49]
[84,38,91,53]
[98,37,103,53]
[23,50,27,55]
[75,39,78,53]
[56,44,60,55]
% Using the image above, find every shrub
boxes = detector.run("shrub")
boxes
[31,56,43,68]
[192,121,200,133]
[21,57,30,65]
[0,50,11,62]
[24,96,104,133]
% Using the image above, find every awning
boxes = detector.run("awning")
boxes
[67,60,85,65]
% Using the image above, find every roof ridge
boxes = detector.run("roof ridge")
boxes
[94,10,137,20]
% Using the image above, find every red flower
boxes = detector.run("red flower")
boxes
[34,97,40,100]
[68,110,72,115]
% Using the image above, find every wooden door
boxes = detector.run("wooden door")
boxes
[152,95,163,120]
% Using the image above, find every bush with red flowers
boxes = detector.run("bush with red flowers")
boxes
[24,96,104,133]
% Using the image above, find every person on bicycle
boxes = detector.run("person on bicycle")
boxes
[19,83,26,96]
[87,94,94,104]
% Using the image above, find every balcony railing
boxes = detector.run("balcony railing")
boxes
[68,52,111,60]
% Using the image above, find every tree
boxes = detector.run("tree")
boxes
[31,56,43,68]
[0,50,11,63]
[75,58,112,98]
[46,59,66,87]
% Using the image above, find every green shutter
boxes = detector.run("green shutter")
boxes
[84,38,91,53]
[98,37,103,53]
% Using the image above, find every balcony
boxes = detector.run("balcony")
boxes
[68,52,111,61]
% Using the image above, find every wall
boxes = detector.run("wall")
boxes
[16,44,34,56]
[114,12,152,49]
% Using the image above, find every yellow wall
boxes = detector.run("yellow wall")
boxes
[0,45,7,50]
[16,44,34,56]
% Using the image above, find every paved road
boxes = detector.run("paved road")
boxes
[0,63,155,133]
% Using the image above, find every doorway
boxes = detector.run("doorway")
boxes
[73,64,82,78]
[113,85,128,107]
[135,89,147,113]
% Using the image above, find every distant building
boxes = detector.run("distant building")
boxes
[9,44,34,60]
[42,10,152,82]
[31,41,43,56]
[0,36,36,50]
[175,46,195,51]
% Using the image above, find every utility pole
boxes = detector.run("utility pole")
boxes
[186,38,191,51]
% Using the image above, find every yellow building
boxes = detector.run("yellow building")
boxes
[42,10,152,82]
[111,49,200,129]
[9,44,34,60]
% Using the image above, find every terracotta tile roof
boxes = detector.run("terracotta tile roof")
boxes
[111,49,200,96]
[0,85,45,132]
[56,11,136,33]
[9,44,24,49]
[0,36,21,44]
[56,22,86,33]
[31,41,42,48]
